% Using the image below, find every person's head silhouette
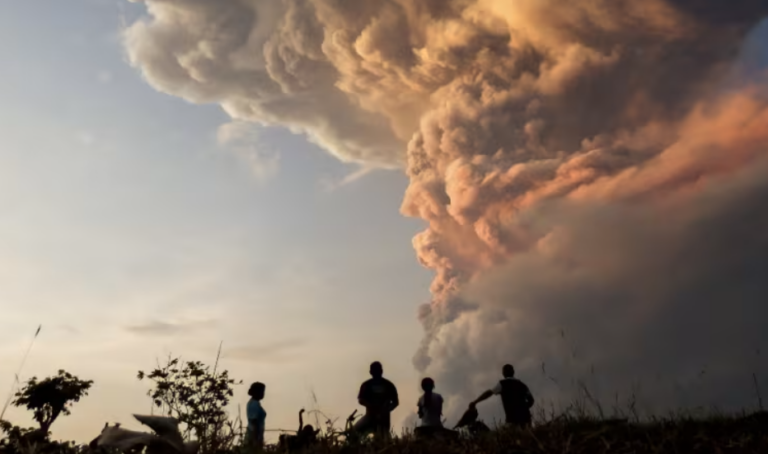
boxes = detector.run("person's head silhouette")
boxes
[502,364,515,378]
[370,361,383,378]
[248,382,266,400]
[421,377,435,392]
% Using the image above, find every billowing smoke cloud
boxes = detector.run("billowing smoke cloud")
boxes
[407,84,768,421]
[125,0,768,423]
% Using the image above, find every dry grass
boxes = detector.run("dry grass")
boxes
[262,411,768,454]
[4,409,768,454]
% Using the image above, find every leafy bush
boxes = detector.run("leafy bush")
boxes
[0,420,85,454]
[0,370,91,454]
[11,370,93,435]
[137,355,243,454]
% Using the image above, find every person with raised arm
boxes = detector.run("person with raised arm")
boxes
[470,364,534,428]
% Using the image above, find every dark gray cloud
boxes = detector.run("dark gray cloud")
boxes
[424,160,768,423]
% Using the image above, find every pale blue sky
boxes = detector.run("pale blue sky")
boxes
[0,0,432,441]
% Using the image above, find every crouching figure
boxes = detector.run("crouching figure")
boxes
[278,409,320,452]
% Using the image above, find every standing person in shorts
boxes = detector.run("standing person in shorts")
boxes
[470,364,534,428]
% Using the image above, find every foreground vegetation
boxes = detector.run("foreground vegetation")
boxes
[400,413,768,454]
[2,356,767,454]
[4,413,768,454]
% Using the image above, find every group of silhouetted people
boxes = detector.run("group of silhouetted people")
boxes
[243,361,534,451]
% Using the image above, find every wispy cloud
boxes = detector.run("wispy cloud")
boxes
[125,319,217,336]
[235,146,280,182]
[96,70,113,84]
[223,338,306,364]
[75,131,96,147]
[217,121,280,183]
[216,121,260,146]
[320,165,376,192]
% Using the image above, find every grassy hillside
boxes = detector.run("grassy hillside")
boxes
[4,361,766,454]
[296,412,768,454]
[4,412,768,454]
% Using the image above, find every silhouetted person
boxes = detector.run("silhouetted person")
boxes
[353,361,399,438]
[245,382,267,451]
[415,377,454,439]
[417,378,443,428]
[454,404,490,436]
[453,405,479,430]
[470,364,534,428]
[296,409,319,445]
[279,409,320,452]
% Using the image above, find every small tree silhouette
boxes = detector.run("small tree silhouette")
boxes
[12,370,93,435]
[138,355,243,453]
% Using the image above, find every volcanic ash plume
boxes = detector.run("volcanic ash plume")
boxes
[125,0,768,420]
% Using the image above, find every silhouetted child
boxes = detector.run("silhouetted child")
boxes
[415,378,455,440]
[245,382,266,452]
[454,405,490,436]
[418,378,443,427]
[279,409,320,452]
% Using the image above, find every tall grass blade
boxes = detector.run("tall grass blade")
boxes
[1,325,42,421]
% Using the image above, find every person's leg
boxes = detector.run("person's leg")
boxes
[242,432,263,454]
[470,421,490,434]
[524,413,533,428]
[351,413,374,439]
[415,425,438,439]
[422,426,450,440]
[505,416,530,431]
[374,414,392,440]
[510,413,532,429]
[440,426,460,440]
[243,430,255,453]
